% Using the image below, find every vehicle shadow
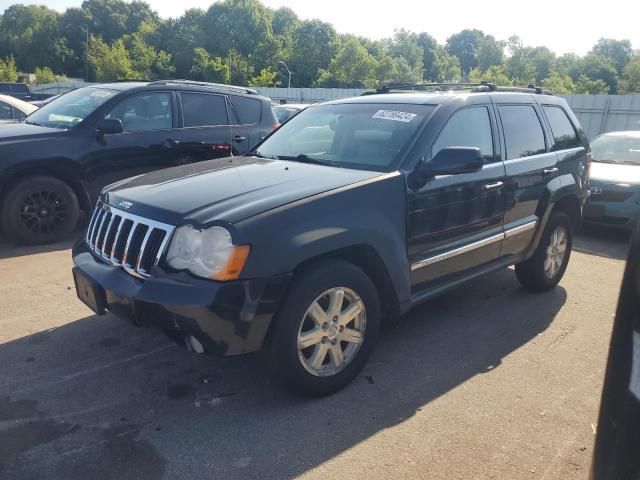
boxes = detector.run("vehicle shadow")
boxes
[574,225,630,261]
[0,269,564,480]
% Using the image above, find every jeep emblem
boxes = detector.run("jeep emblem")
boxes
[119,200,134,210]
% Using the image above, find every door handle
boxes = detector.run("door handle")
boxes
[481,181,504,192]
[164,139,180,148]
[542,167,559,176]
[233,135,247,143]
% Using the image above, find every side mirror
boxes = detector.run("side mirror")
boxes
[420,147,483,177]
[96,118,123,135]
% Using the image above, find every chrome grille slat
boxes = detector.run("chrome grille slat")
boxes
[84,201,175,279]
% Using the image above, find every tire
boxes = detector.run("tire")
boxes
[266,259,380,397]
[1,176,80,245]
[515,212,573,292]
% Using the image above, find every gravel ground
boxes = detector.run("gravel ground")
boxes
[0,226,629,480]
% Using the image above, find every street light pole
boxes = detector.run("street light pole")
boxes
[278,61,292,88]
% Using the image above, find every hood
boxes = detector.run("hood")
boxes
[103,156,384,225]
[590,162,640,185]
[0,122,66,143]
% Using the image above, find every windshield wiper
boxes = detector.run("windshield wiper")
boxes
[276,154,334,166]
[250,151,276,159]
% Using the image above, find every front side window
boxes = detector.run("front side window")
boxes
[106,92,172,132]
[27,87,118,129]
[591,134,640,165]
[499,105,547,160]
[0,101,11,120]
[181,93,228,127]
[543,106,580,151]
[432,106,494,162]
[255,103,435,171]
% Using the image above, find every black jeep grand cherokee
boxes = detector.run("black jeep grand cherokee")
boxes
[73,84,590,396]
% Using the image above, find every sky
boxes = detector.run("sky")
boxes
[1,0,639,56]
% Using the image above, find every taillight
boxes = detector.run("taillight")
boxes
[272,124,280,130]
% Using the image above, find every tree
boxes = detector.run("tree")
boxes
[618,56,640,94]
[434,46,462,82]
[417,32,438,81]
[389,29,424,75]
[59,7,92,78]
[505,36,535,85]
[190,48,230,83]
[204,0,272,58]
[248,67,279,87]
[156,9,205,78]
[89,37,136,81]
[469,65,511,85]
[272,6,299,37]
[315,37,377,88]
[124,32,174,79]
[555,53,581,80]
[477,35,505,72]
[592,38,633,74]
[446,29,485,75]
[288,19,337,87]
[580,53,618,93]
[34,66,65,84]
[541,72,575,94]
[228,49,254,85]
[0,56,18,82]
[82,0,131,44]
[575,74,609,94]
[530,47,556,83]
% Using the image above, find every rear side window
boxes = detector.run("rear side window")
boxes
[230,95,261,124]
[499,105,546,160]
[181,93,228,127]
[432,106,494,162]
[543,106,580,151]
[0,101,11,120]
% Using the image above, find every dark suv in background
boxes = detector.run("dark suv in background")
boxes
[72,83,591,396]
[0,80,277,245]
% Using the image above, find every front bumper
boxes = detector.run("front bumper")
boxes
[583,184,640,230]
[72,240,291,355]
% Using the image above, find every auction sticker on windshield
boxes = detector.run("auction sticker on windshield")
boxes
[372,110,417,122]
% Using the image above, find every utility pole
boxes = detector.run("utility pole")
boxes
[85,26,89,82]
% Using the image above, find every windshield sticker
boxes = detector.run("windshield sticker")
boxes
[372,110,417,123]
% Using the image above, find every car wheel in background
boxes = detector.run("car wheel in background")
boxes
[516,212,573,292]
[1,175,80,245]
[266,259,380,397]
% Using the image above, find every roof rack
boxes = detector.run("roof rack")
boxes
[363,82,553,96]
[147,79,258,95]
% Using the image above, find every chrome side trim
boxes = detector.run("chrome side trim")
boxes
[504,220,537,239]
[411,219,538,271]
[410,232,504,271]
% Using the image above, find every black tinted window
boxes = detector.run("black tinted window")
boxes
[543,106,580,151]
[230,95,261,124]
[182,93,228,127]
[432,107,494,162]
[107,92,172,132]
[499,105,546,160]
[0,102,11,120]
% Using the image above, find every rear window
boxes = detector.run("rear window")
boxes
[499,105,547,160]
[230,95,262,124]
[181,93,228,127]
[543,106,580,151]
[0,83,29,93]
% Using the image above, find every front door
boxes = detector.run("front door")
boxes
[408,105,506,293]
[495,101,558,256]
[81,91,180,193]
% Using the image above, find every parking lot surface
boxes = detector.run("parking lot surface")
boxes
[0,227,629,479]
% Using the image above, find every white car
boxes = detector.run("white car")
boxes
[0,94,38,124]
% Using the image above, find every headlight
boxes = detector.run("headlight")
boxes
[166,225,250,280]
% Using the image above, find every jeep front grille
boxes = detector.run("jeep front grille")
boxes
[85,201,175,278]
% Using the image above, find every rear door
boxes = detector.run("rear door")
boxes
[178,92,235,162]
[229,94,267,151]
[408,104,507,292]
[496,98,558,256]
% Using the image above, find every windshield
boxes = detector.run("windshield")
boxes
[256,103,435,171]
[26,87,118,129]
[591,134,640,165]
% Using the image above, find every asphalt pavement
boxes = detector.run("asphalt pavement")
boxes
[0,226,630,479]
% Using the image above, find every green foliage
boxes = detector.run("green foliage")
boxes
[34,66,65,84]
[618,56,640,95]
[446,29,485,75]
[0,0,637,93]
[541,72,575,94]
[0,56,18,81]
[249,67,279,87]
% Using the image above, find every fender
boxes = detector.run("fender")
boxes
[235,172,412,305]
[526,172,583,258]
